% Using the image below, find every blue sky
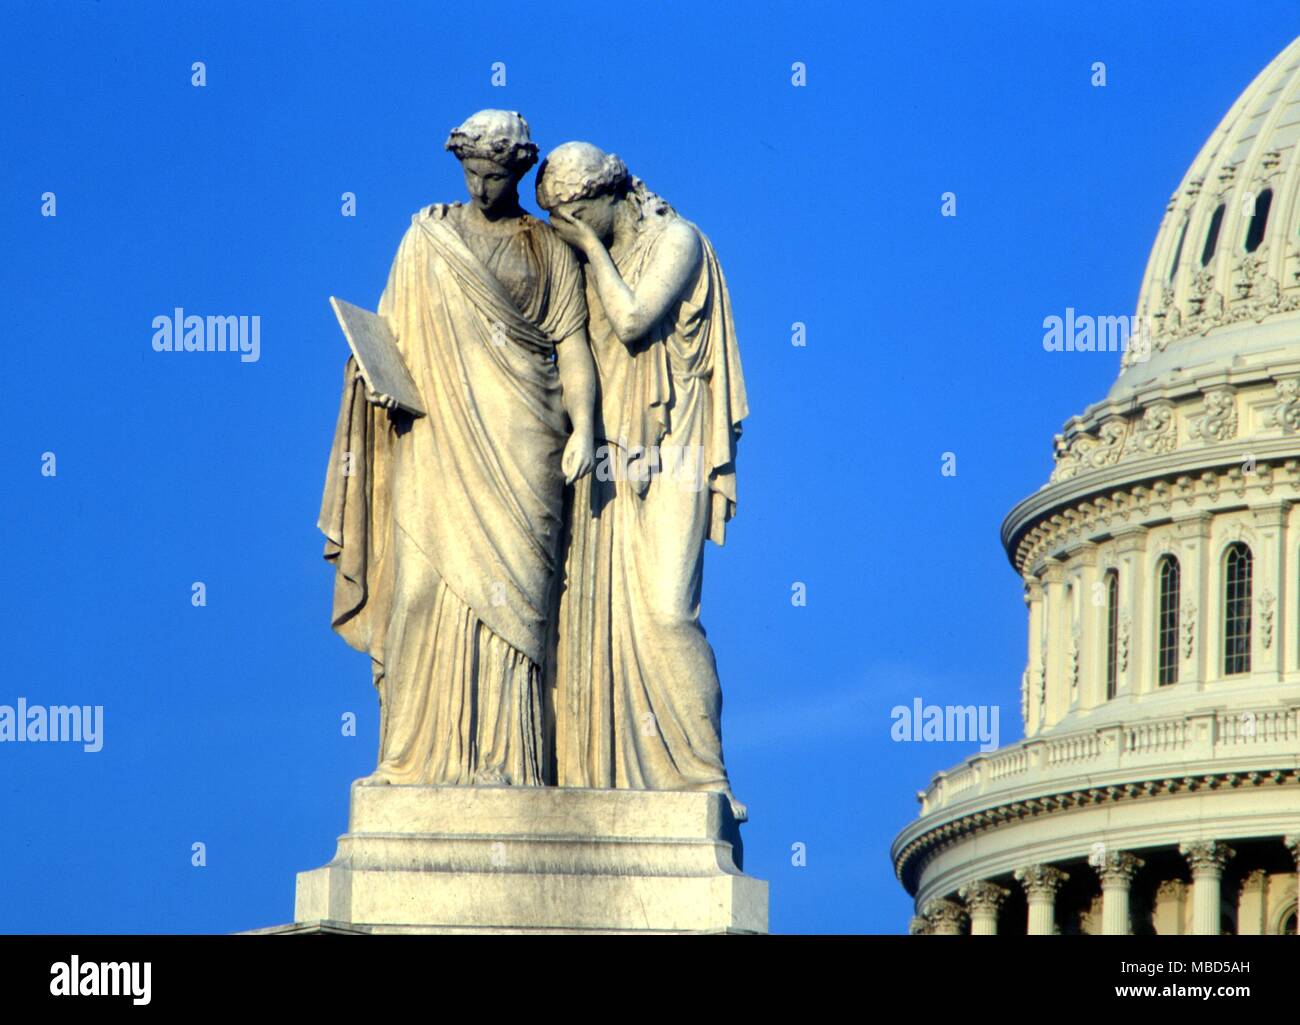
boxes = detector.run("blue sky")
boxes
[2,1,1297,934]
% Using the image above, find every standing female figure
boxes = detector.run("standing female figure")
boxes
[537,142,749,818]
[320,111,595,787]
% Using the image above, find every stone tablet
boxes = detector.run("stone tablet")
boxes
[329,296,425,416]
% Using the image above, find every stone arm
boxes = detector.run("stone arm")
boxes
[563,216,702,346]
[555,326,596,483]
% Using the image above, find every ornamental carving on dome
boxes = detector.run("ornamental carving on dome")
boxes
[1140,268,1300,352]
[1186,266,1226,324]
[1267,377,1300,433]
[1048,391,1239,484]
[1037,642,1047,716]
[1133,402,1178,455]
[1231,248,1271,302]
[1259,589,1276,650]
[1181,601,1196,659]
[1139,287,1182,359]
[1189,386,1238,443]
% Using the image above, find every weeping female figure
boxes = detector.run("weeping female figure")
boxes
[537,142,750,819]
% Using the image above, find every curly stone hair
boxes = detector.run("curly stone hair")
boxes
[444,109,539,175]
[534,141,630,209]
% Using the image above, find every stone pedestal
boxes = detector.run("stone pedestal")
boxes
[265,783,767,934]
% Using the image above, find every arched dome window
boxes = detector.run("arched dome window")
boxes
[1168,218,1188,281]
[1222,542,1252,675]
[1201,203,1226,266]
[1156,556,1180,685]
[1105,571,1120,699]
[1243,189,1273,253]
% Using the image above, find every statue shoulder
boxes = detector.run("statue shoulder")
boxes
[648,216,703,274]
[525,213,564,244]
[527,215,581,265]
[411,201,461,225]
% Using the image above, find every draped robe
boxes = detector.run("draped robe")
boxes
[553,197,748,794]
[319,203,586,786]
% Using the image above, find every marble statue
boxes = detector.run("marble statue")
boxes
[537,142,750,820]
[318,116,747,816]
[319,110,596,787]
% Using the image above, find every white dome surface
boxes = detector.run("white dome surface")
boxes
[1113,36,1300,401]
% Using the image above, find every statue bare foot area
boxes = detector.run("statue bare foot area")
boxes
[688,782,748,822]
[724,791,749,823]
[355,769,398,787]
[472,767,509,786]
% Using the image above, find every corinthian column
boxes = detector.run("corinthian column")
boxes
[1099,851,1144,935]
[1180,840,1234,935]
[1015,865,1068,935]
[959,881,1010,935]
[922,898,968,935]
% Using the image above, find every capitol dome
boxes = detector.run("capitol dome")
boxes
[1114,36,1300,403]
[894,38,1300,936]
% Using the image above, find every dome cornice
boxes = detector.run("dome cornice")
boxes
[893,766,1300,895]
[1004,363,1300,572]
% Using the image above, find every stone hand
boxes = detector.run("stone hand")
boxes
[562,431,595,484]
[354,370,399,410]
[549,209,600,255]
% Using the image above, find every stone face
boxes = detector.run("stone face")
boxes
[285,784,767,934]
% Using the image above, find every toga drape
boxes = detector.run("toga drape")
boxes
[553,198,748,795]
[319,203,585,786]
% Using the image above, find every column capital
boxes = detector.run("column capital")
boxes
[1156,878,1188,901]
[1284,834,1300,868]
[1015,864,1069,898]
[1180,840,1235,878]
[959,880,1011,914]
[1099,851,1145,886]
[1042,559,1066,585]
[922,898,968,934]
[908,914,932,936]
